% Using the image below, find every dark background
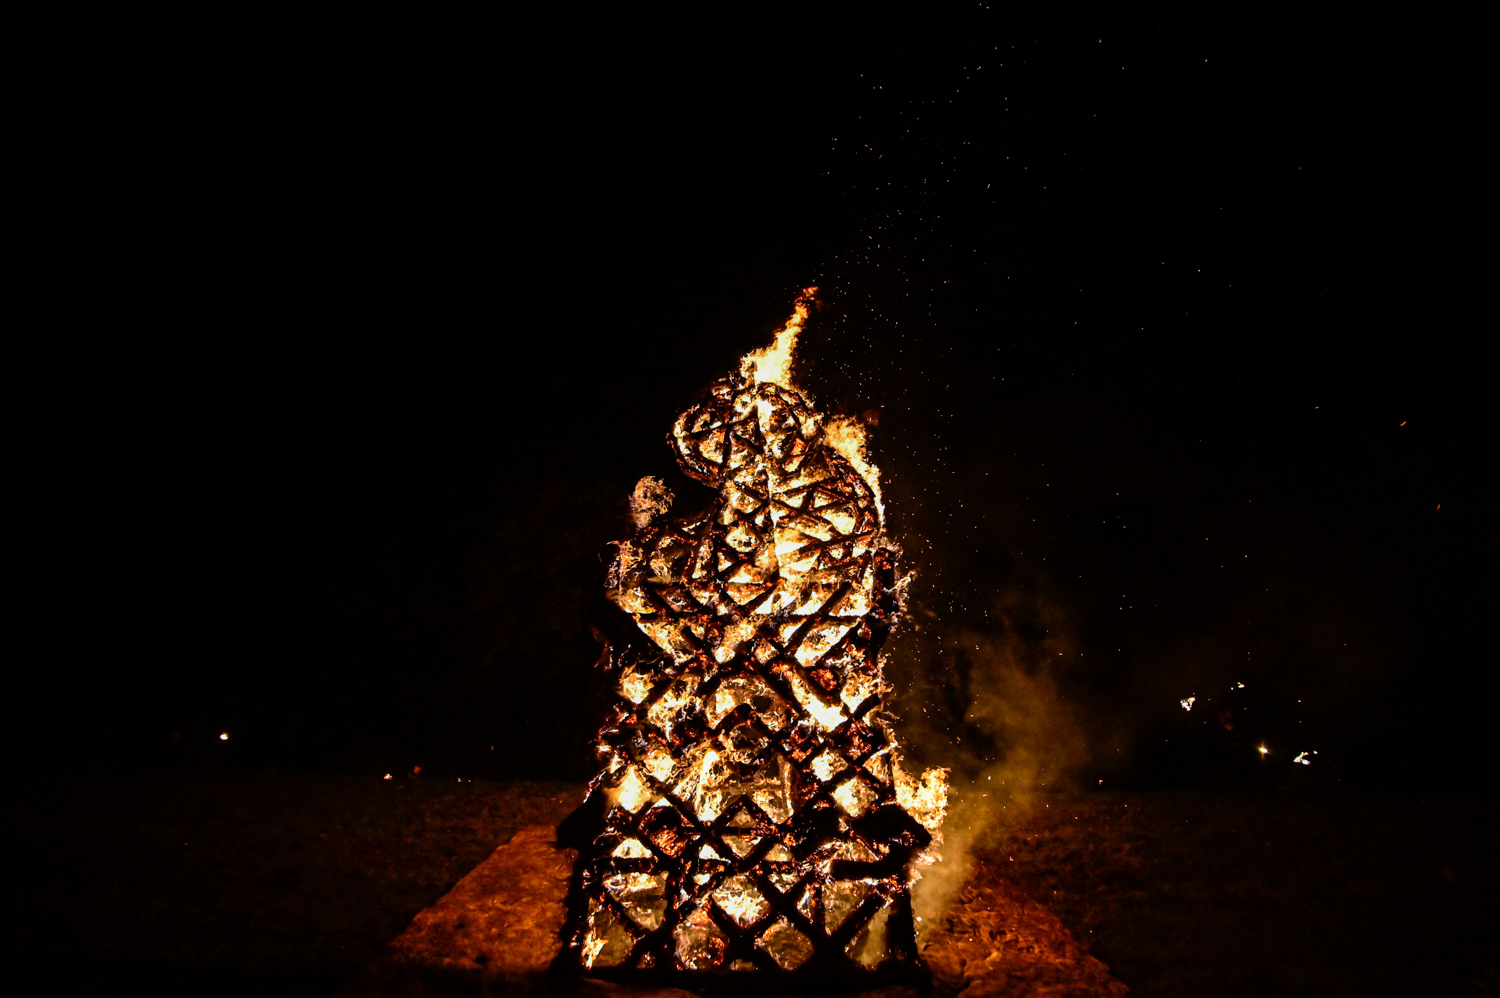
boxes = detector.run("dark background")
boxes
[13,10,1491,790]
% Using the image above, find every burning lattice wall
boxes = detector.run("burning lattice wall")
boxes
[567,291,948,983]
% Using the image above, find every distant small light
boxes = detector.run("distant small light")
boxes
[1258,746,1269,755]
[219,733,229,741]
[383,773,392,780]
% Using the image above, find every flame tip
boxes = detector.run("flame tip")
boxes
[739,292,816,390]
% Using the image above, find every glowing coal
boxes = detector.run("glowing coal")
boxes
[567,290,948,979]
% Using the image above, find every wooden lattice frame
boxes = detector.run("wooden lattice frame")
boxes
[563,347,941,990]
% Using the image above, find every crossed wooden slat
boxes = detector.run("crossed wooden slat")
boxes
[572,374,927,979]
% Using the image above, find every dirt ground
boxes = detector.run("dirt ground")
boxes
[962,789,1498,996]
[13,770,1497,997]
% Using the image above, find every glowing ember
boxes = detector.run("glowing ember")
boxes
[569,290,948,978]
[757,916,814,969]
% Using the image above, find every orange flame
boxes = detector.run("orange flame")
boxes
[738,287,817,390]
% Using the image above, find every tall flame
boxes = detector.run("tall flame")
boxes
[739,287,816,390]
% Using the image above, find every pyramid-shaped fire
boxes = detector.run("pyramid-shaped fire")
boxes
[566,290,948,985]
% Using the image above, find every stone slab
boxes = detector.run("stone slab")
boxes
[338,824,575,996]
[342,824,1126,997]
[922,876,1128,998]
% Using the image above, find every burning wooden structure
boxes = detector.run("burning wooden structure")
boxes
[566,291,947,986]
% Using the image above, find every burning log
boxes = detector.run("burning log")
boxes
[566,290,948,986]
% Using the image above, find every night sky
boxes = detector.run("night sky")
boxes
[17,11,1490,789]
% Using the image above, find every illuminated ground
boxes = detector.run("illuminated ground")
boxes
[15,772,1496,996]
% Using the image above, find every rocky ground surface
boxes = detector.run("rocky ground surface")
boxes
[14,771,1498,996]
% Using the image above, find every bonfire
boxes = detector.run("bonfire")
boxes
[567,290,948,983]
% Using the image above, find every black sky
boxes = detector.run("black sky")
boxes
[14,10,1491,787]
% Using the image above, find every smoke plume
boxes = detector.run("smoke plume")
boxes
[886,590,1091,937]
